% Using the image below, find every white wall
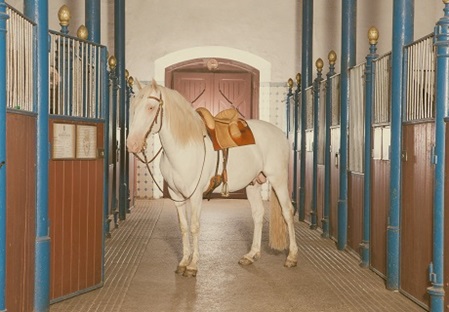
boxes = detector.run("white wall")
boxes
[125,0,300,84]
[6,0,446,82]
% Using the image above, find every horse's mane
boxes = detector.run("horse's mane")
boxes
[155,84,206,146]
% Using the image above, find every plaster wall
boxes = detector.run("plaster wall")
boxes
[6,1,446,84]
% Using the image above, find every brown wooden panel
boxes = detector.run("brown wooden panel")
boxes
[173,72,213,111]
[400,122,434,306]
[49,120,104,301]
[370,159,390,277]
[6,112,36,312]
[330,127,340,239]
[347,172,364,256]
[316,165,325,229]
[214,73,252,118]
[296,146,301,211]
[304,151,313,223]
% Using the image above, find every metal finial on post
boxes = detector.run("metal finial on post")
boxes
[76,25,88,40]
[288,78,293,89]
[368,26,379,45]
[328,50,337,66]
[316,58,324,73]
[58,5,71,35]
[296,73,301,88]
[108,55,117,70]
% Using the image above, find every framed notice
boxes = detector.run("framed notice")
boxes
[76,125,98,159]
[52,123,76,159]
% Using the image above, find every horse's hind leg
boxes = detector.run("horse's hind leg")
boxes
[239,183,264,266]
[270,179,298,267]
[174,200,191,275]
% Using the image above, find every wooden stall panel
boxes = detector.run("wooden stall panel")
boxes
[370,159,390,277]
[316,166,325,230]
[347,173,363,257]
[330,127,340,239]
[400,122,434,307]
[6,113,36,312]
[304,151,313,224]
[49,120,104,301]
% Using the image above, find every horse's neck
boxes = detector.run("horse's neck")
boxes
[158,124,203,166]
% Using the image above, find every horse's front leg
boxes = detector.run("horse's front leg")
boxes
[174,200,191,275]
[183,193,203,277]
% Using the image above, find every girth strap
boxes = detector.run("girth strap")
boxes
[203,148,230,199]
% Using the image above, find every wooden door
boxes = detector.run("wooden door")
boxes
[172,72,253,199]
[173,72,252,117]
[400,122,434,307]
[330,127,340,239]
[370,126,390,277]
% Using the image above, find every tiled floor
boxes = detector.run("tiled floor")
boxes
[50,198,425,312]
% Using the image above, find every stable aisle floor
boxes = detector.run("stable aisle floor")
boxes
[50,199,424,312]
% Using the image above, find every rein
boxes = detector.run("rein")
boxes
[132,92,207,202]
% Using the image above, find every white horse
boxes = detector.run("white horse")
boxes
[127,80,298,277]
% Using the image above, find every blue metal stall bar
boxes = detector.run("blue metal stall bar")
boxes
[24,0,50,310]
[361,27,379,268]
[428,1,449,310]
[311,58,324,229]
[322,51,337,238]
[337,0,357,251]
[115,0,127,221]
[86,0,101,43]
[387,0,414,290]
[300,0,313,221]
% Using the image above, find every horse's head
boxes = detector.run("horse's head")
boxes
[127,79,164,153]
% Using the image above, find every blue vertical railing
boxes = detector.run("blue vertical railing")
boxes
[311,58,324,229]
[322,51,337,238]
[300,0,313,221]
[338,0,357,251]
[361,27,379,268]
[387,0,414,290]
[428,1,449,310]
[24,0,51,310]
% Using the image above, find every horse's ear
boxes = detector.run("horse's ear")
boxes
[135,78,143,91]
[151,78,159,90]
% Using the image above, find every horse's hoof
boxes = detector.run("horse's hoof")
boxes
[183,268,197,277]
[238,257,254,266]
[175,266,186,274]
[284,259,297,268]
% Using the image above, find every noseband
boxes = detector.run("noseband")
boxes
[132,92,163,162]
[144,93,164,141]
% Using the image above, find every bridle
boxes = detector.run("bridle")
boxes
[131,91,207,202]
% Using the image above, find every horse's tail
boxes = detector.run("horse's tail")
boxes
[269,188,288,251]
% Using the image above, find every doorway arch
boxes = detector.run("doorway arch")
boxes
[154,46,272,122]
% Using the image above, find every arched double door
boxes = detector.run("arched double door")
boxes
[165,58,260,199]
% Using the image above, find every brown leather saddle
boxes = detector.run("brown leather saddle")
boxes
[196,107,256,198]
[196,107,255,151]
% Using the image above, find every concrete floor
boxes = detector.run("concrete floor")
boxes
[50,198,425,312]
